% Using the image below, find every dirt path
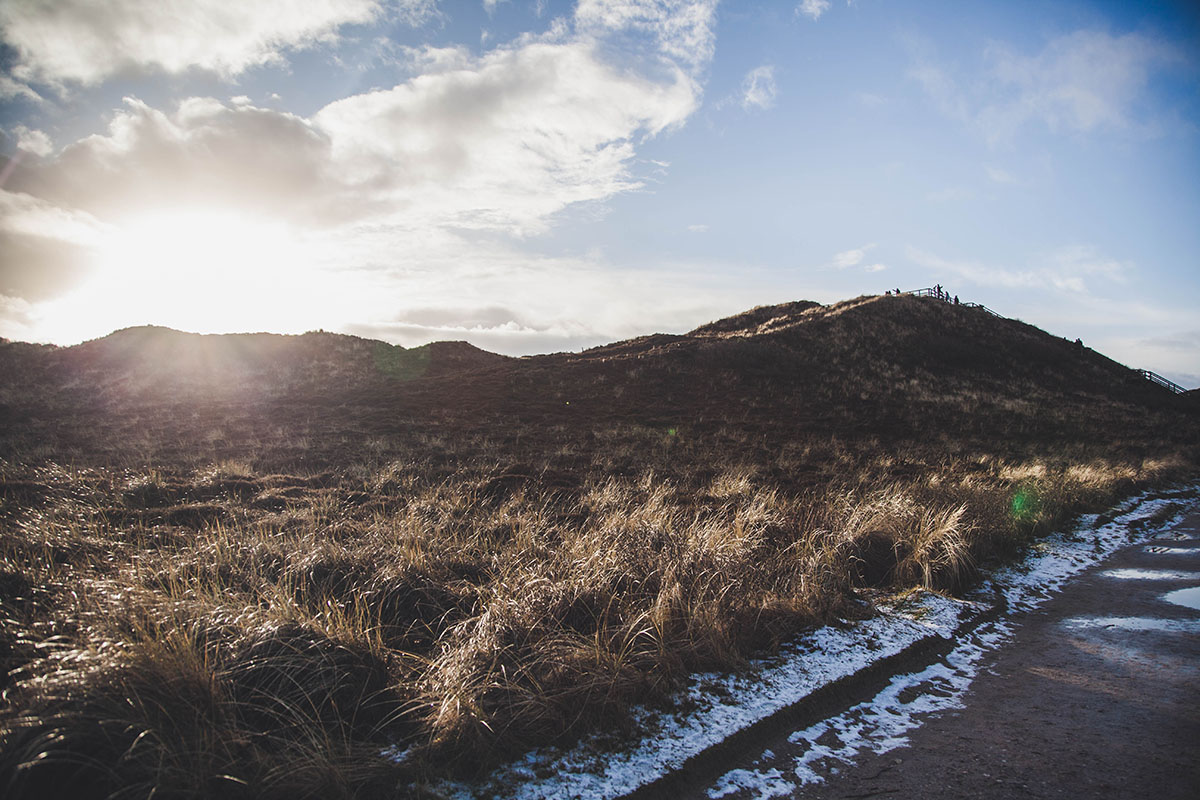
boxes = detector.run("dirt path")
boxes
[691,510,1200,800]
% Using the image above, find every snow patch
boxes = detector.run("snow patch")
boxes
[437,592,969,800]
[707,767,794,799]
[784,618,1016,785]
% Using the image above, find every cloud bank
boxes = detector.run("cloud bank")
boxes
[910,29,1187,143]
[907,244,1128,295]
[0,0,434,87]
[0,1,721,348]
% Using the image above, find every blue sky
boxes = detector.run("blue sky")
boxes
[1,0,1198,386]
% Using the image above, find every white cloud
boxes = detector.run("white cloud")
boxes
[3,4,711,236]
[832,244,875,269]
[688,223,709,233]
[0,189,110,302]
[907,59,970,126]
[8,97,339,224]
[741,65,777,111]
[984,165,1016,184]
[0,189,108,244]
[864,262,887,273]
[0,73,43,103]
[11,126,53,157]
[1040,244,1128,291]
[323,229,769,355]
[907,244,1129,294]
[0,1,719,338]
[0,0,440,86]
[796,0,831,21]
[574,0,718,75]
[6,44,688,233]
[981,31,1182,138]
[314,37,700,233]
[911,30,1186,144]
[4,2,717,238]
[0,293,38,340]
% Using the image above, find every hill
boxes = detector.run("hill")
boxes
[2,294,1191,467]
[35,324,508,395]
[0,294,1196,799]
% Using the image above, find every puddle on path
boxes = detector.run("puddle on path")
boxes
[1062,616,1200,633]
[1143,545,1197,555]
[1151,530,1192,541]
[1164,586,1200,612]
[1101,568,1200,581]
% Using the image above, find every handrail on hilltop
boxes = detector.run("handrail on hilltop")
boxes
[904,287,1000,316]
[1136,369,1186,395]
[961,301,1002,317]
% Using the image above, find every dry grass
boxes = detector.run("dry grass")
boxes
[1,440,1191,798]
[1,295,1197,797]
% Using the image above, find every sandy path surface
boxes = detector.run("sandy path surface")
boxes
[692,509,1200,800]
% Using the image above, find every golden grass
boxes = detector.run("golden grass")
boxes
[1,434,1192,798]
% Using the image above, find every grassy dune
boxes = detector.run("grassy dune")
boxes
[0,295,1196,798]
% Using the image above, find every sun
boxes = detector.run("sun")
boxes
[40,208,345,343]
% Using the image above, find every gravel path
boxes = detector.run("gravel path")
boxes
[693,509,1200,800]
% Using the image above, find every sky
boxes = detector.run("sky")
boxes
[1,1,1198,387]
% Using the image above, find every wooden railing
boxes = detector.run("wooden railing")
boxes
[1136,369,1186,395]
[905,288,1001,316]
[960,301,1001,317]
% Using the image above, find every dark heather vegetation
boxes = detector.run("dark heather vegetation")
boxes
[0,294,1197,799]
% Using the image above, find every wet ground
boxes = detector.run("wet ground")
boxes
[695,509,1200,800]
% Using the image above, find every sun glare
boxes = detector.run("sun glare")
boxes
[39,209,344,343]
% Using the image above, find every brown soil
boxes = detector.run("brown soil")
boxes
[689,510,1200,800]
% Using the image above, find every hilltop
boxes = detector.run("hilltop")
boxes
[7,324,508,398]
[1,293,1190,468]
[0,294,1196,799]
